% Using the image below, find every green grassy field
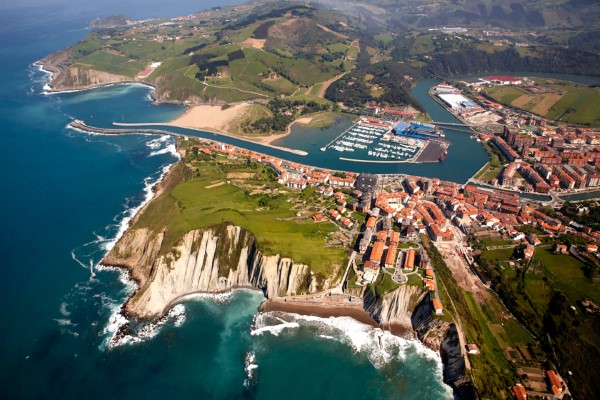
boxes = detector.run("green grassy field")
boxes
[298,112,342,129]
[74,52,147,77]
[481,248,514,262]
[533,247,600,304]
[262,77,297,95]
[485,86,533,104]
[485,80,600,125]
[480,237,514,247]
[134,156,347,276]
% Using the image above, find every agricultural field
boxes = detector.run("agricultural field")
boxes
[485,79,600,125]
[533,247,600,304]
[477,243,600,398]
[72,51,147,77]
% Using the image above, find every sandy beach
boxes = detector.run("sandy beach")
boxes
[168,104,251,133]
[261,299,378,327]
[167,104,320,146]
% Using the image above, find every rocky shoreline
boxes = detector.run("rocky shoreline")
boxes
[101,220,472,397]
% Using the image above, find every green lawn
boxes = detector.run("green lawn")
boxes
[481,248,514,262]
[134,159,347,276]
[398,242,419,249]
[406,273,423,287]
[480,237,514,247]
[533,247,600,304]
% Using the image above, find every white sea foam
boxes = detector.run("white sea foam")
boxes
[146,135,170,149]
[94,266,184,350]
[177,291,234,305]
[95,265,137,293]
[243,352,258,388]
[32,62,53,91]
[253,312,443,370]
[42,81,154,96]
[74,134,179,350]
[250,319,300,336]
[59,302,71,317]
[103,304,187,349]
[318,334,337,341]
[149,143,177,157]
[54,318,76,327]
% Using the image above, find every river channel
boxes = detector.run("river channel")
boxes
[102,74,600,192]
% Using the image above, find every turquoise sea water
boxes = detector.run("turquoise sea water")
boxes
[0,1,452,399]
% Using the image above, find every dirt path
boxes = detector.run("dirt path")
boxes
[438,247,490,304]
[316,72,346,98]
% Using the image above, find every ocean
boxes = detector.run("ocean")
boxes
[0,1,451,399]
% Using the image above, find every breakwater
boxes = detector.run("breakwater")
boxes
[69,120,182,137]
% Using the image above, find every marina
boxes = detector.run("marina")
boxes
[322,117,446,162]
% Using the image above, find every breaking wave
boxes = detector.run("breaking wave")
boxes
[252,311,443,369]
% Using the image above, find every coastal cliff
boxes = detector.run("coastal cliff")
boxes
[104,222,472,397]
[38,49,132,91]
[363,284,426,333]
[102,224,324,318]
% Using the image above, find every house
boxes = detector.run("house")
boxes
[425,268,434,279]
[546,370,563,394]
[340,217,354,229]
[555,243,568,254]
[433,298,443,315]
[359,228,373,254]
[403,249,416,270]
[527,233,541,247]
[317,186,334,196]
[362,261,379,283]
[389,231,400,245]
[384,244,398,268]
[587,244,598,253]
[523,245,535,260]
[509,230,526,241]
[327,209,341,221]
[424,279,436,291]
[358,201,371,213]
[365,216,377,230]
[329,175,355,188]
[312,213,324,222]
[511,384,527,400]
[369,241,385,265]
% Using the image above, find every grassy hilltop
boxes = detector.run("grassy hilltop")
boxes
[45,0,600,121]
